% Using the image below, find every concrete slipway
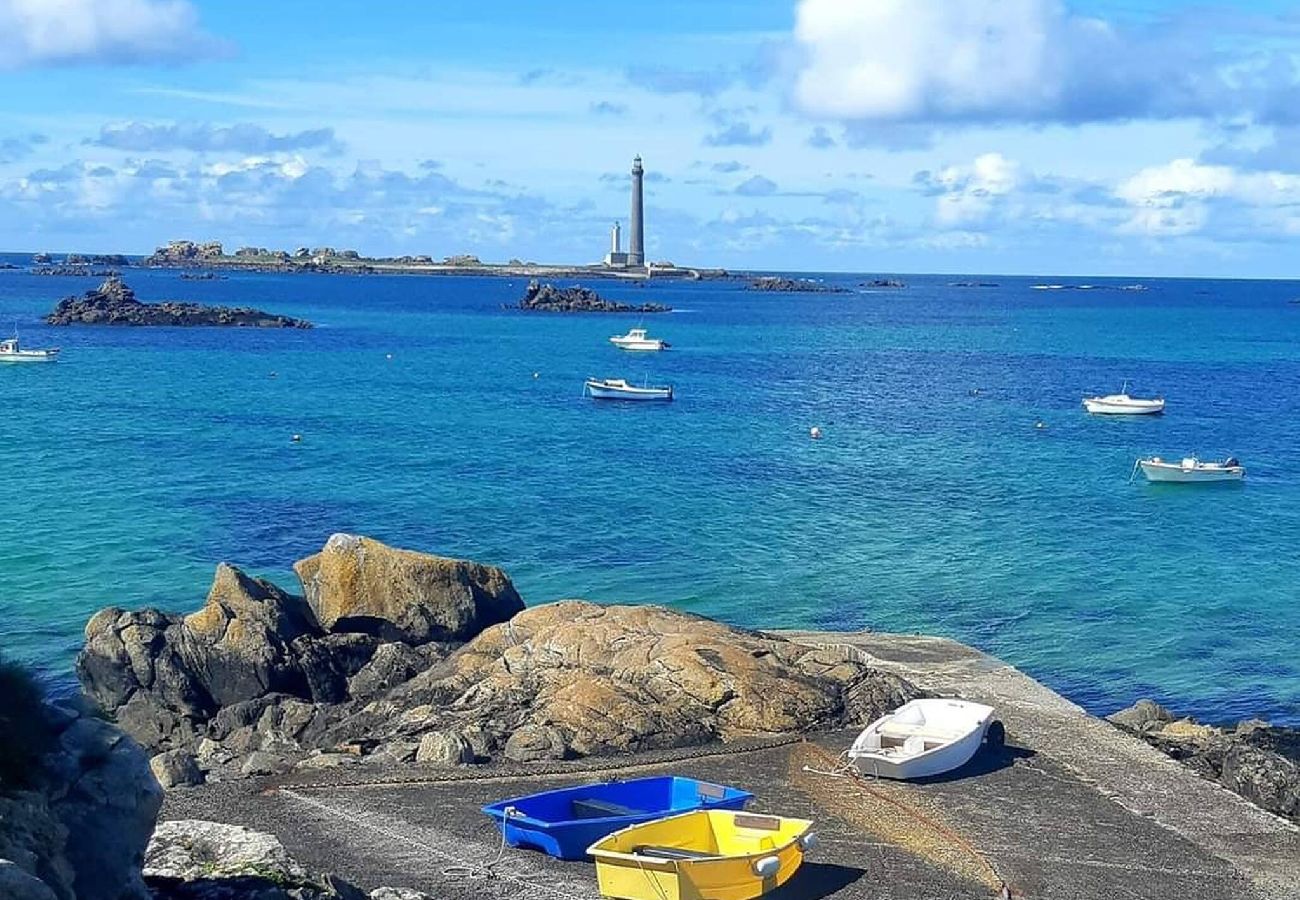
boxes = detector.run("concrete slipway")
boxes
[161,632,1300,900]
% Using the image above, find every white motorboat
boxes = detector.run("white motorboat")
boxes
[609,327,669,352]
[1082,382,1164,415]
[1135,456,1245,483]
[848,698,996,780]
[583,378,673,401]
[0,336,59,363]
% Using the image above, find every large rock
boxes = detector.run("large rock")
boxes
[1112,701,1300,824]
[77,564,332,750]
[1,699,160,900]
[293,533,524,644]
[514,279,671,313]
[45,275,312,328]
[334,601,920,760]
[0,860,58,900]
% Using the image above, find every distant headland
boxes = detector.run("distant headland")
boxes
[139,238,722,281]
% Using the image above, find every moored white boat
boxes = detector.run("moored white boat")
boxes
[1083,382,1164,415]
[584,378,673,401]
[848,698,996,780]
[0,336,59,363]
[1136,456,1245,483]
[609,327,669,351]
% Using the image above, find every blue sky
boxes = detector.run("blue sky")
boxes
[3,0,1300,275]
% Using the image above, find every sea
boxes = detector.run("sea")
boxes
[2,256,1298,726]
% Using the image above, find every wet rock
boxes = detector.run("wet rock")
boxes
[749,276,847,293]
[45,276,311,328]
[293,533,523,644]
[149,750,204,789]
[514,279,670,313]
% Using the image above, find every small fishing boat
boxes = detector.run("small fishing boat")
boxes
[584,378,673,401]
[1082,382,1164,415]
[1135,456,1245,483]
[482,776,752,861]
[588,810,816,900]
[848,698,996,780]
[610,327,669,351]
[0,335,59,363]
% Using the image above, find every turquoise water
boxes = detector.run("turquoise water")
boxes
[2,260,1298,724]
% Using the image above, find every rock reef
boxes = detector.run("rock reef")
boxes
[749,276,848,293]
[45,277,312,328]
[1109,699,1300,823]
[514,279,671,312]
[77,534,918,781]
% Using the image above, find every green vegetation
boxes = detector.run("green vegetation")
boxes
[0,653,55,791]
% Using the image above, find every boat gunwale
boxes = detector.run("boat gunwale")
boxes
[585,808,812,868]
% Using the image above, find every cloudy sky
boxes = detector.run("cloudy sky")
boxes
[3,0,1300,275]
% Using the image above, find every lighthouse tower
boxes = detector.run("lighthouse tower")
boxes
[628,155,645,267]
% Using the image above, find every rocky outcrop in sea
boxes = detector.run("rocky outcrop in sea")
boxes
[76,534,918,782]
[31,266,120,277]
[748,276,848,293]
[514,279,671,312]
[1109,699,1300,823]
[45,276,312,328]
[1,659,162,900]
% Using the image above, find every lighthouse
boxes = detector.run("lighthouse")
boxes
[628,155,645,267]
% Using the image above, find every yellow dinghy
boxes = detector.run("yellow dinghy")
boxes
[587,809,816,900]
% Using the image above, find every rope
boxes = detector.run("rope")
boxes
[281,788,596,900]
[798,741,1015,899]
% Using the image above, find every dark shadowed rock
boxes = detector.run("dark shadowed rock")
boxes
[45,276,311,328]
[749,276,848,293]
[1111,700,1300,823]
[293,533,524,644]
[514,279,670,313]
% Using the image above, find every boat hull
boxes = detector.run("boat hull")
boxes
[0,350,59,363]
[589,810,813,900]
[848,699,995,780]
[1139,462,1244,483]
[610,338,667,351]
[585,380,673,401]
[1083,398,1164,415]
[482,777,752,861]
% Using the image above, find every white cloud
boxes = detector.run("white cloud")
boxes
[1115,158,1300,235]
[789,0,1294,127]
[926,152,1021,227]
[0,0,221,69]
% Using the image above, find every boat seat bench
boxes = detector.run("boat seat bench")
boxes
[633,845,723,861]
[571,798,647,819]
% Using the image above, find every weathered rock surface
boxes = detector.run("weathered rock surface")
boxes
[79,538,919,782]
[1110,699,1300,822]
[0,693,161,900]
[328,600,921,761]
[45,276,312,328]
[294,533,524,644]
[749,276,848,293]
[149,751,204,789]
[143,820,424,900]
[514,279,670,312]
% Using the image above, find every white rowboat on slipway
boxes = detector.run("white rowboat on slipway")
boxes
[0,336,59,363]
[848,699,996,780]
[1135,456,1245,483]
[609,327,669,351]
[583,378,673,401]
[1082,381,1164,415]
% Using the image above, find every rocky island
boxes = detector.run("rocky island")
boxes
[513,279,671,313]
[45,276,312,328]
[749,276,849,293]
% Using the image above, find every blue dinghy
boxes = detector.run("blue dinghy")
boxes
[481,776,753,861]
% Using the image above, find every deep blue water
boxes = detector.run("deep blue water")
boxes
[2,257,1298,725]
